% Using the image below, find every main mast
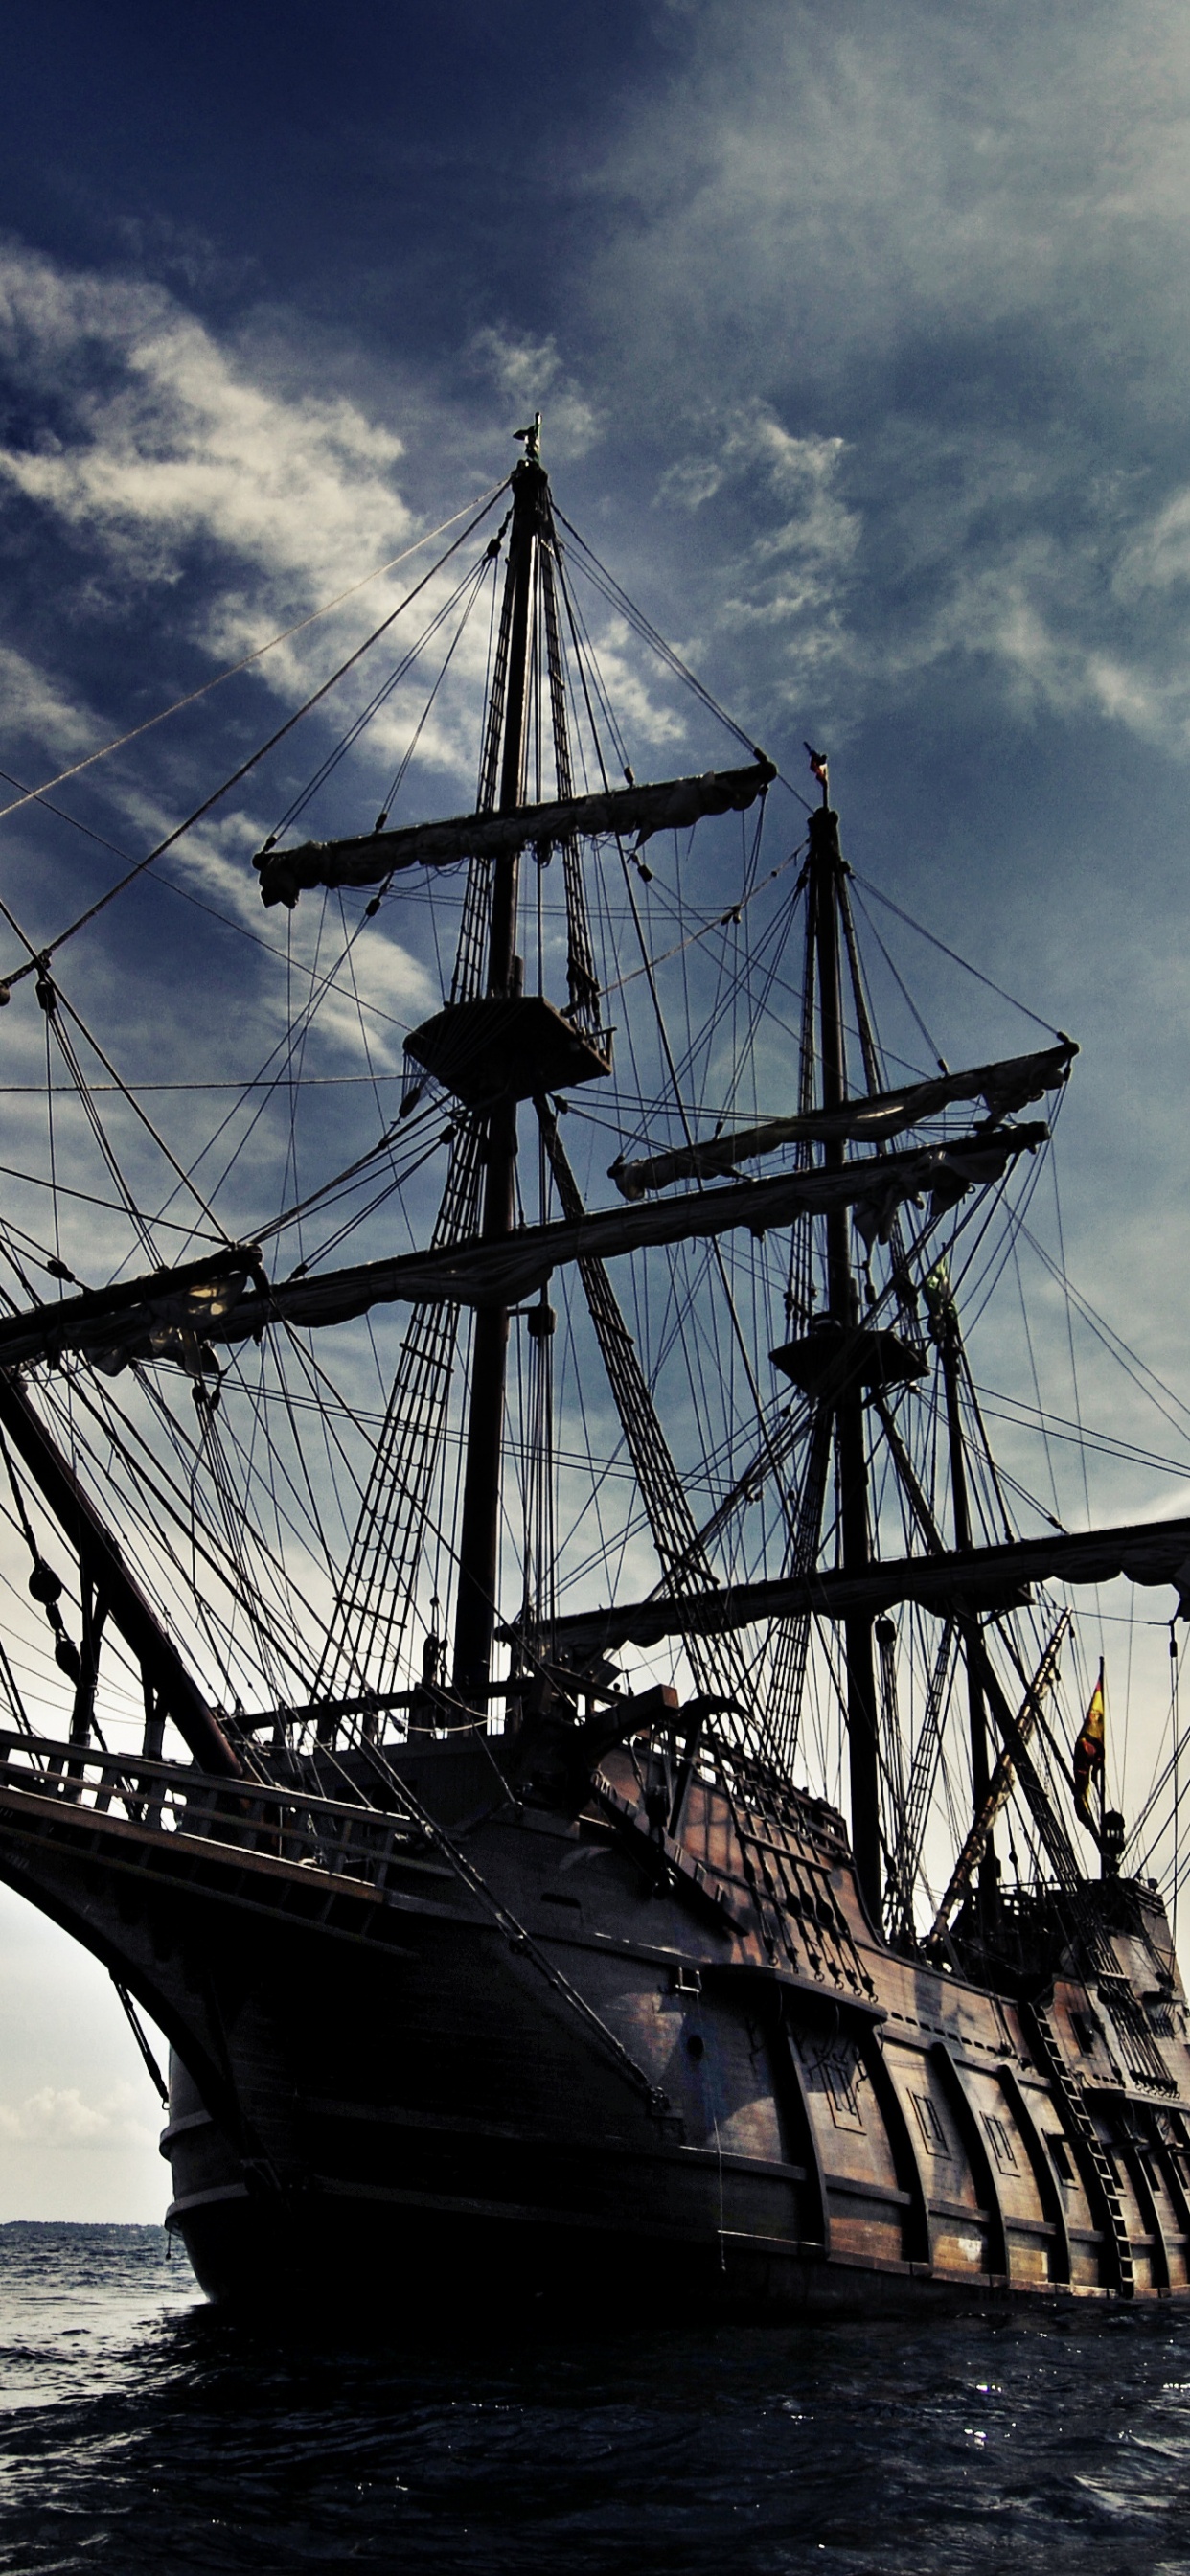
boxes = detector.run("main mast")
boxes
[807,789,881,1917]
[451,427,549,1705]
[68,426,1081,1948]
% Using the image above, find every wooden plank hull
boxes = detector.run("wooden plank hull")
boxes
[2,1732,1188,2315]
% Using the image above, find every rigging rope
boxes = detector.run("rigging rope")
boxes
[0,490,508,992]
[849,873,1068,1041]
[0,489,508,839]
[554,510,769,765]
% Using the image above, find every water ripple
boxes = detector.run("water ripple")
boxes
[3,2225,1190,2572]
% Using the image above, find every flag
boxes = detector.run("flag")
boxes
[1073,1661,1105,1831]
[804,743,829,789]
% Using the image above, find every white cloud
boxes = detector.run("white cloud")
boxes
[0,242,412,620]
[661,414,849,522]
[596,2,1190,381]
[650,404,1190,754]
[0,643,95,758]
[1113,490,1190,600]
[155,842,437,1087]
[0,2080,155,2148]
[654,409,859,700]
[571,615,687,751]
[863,499,1190,751]
[571,4,1190,755]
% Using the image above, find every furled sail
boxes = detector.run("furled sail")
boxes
[610,1039,1077,1199]
[0,1247,268,1378]
[0,1125,1047,1376]
[544,1518,1190,1661]
[254,758,777,908]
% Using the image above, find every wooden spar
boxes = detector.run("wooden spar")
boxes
[609,1039,1077,1198]
[541,1513,1190,1658]
[253,759,777,908]
[0,1372,241,1776]
[0,1126,1049,1376]
[0,1243,261,1373]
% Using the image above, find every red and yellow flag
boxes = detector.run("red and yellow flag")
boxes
[1073,1659,1106,1831]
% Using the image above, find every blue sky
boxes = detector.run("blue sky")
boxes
[3,0,1190,2218]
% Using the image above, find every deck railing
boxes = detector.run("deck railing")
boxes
[0,1725,432,1893]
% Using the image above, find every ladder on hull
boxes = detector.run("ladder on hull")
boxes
[1029,2002,1134,2298]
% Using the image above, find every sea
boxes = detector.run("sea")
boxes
[2,2225,1190,2574]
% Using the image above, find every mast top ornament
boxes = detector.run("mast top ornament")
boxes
[805,742,830,805]
[514,411,542,464]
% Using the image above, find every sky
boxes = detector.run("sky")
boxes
[3,0,1190,2220]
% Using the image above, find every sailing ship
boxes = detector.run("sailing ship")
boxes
[1,415,1190,2312]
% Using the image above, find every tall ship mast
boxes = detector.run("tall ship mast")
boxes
[1,418,1190,2309]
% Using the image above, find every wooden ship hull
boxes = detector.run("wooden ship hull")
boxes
[2,1720,1186,2312]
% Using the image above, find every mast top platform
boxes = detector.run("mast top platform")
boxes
[771,1322,928,1401]
[404,991,612,1109]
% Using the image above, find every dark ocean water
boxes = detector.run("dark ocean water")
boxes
[2,2227,1190,2574]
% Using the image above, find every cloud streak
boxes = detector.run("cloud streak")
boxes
[563,3,1190,755]
[0,243,413,652]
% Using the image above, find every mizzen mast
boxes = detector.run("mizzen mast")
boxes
[928,1259,997,1916]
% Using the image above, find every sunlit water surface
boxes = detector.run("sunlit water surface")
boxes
[2,2224,1190,2571]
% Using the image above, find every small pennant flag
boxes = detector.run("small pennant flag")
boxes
[1073,1659,1106,1832]
[805,743,829,789]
